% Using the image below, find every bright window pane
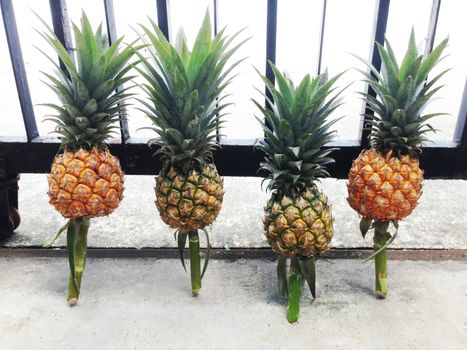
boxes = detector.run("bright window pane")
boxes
[217,0,266,142]
[113,0,160,139]
[276,0,323,81]
[0,7,25,137]
[423,0,467,143]
[168,0,214,47]
[10,0,58,138]
[114,0,158,43]
[385,0,432,63]
[321,0,377,141]
[67,0,107,31]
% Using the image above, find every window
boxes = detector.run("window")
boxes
[0,0,466,178]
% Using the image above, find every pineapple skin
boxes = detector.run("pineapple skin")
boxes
[263,188,334,257]
[155,164,224,230]
[347,148,423,221]
[48,147,124,219]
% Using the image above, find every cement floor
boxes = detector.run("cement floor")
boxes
[0,257,465,349]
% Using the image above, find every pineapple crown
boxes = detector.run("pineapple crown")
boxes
[254,62,344,197]
[359,30,449,157]
[37,11,137,149]
[136,11,248,175]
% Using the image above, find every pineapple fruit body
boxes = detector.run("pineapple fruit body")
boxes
[155,164,224,230]
[264,188,333,257]
[347,148,423,221]
[48,147,124,219]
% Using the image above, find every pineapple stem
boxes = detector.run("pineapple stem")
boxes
[374,222,389,299]
[287,257,302,323]
[188,229,201,297]
[66,218,90,306]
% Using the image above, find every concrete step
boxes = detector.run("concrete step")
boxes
[3,174,467,249]
[1,257,465,349]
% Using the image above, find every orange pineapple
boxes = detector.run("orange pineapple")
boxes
[48,148,124,219]
[38,12,136,305]
[348,31,448,298]
[348,148,423,221]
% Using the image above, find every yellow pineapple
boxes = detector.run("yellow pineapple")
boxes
[264,188,333,257]
[155,165,223,230]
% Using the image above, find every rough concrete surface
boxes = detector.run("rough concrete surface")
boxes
[3,174,467,249]
[0,257,465,349]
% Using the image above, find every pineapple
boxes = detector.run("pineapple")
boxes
[38,12,136,305]
[136,11,246,295]
[49,148,124,219]
[347,31,448,298]
[254,62,343,322]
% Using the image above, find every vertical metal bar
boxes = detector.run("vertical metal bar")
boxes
[103,0,118,44]
[1,0,39,141]
[265,0,278,110]
[156,0,169,40]
[103,0,130,143]
[213,0,218,35]
[49,0,74,72]
[424,0,441,57]
[359,0,390,147]
[316,0,327,75]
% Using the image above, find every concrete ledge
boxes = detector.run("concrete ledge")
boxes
[1,247,466,261]
[3,174,467,249]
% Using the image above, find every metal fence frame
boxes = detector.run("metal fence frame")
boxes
[1,0,466,235]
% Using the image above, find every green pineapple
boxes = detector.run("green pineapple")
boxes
[254,62,344,322]
[136,11,247,295]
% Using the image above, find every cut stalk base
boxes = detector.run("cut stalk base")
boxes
[66,218,89,306]
[374,222,389,299]
[189,229,201,297]
[287,257,302,323]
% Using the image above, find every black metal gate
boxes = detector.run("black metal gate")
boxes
[1,0,466,238]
